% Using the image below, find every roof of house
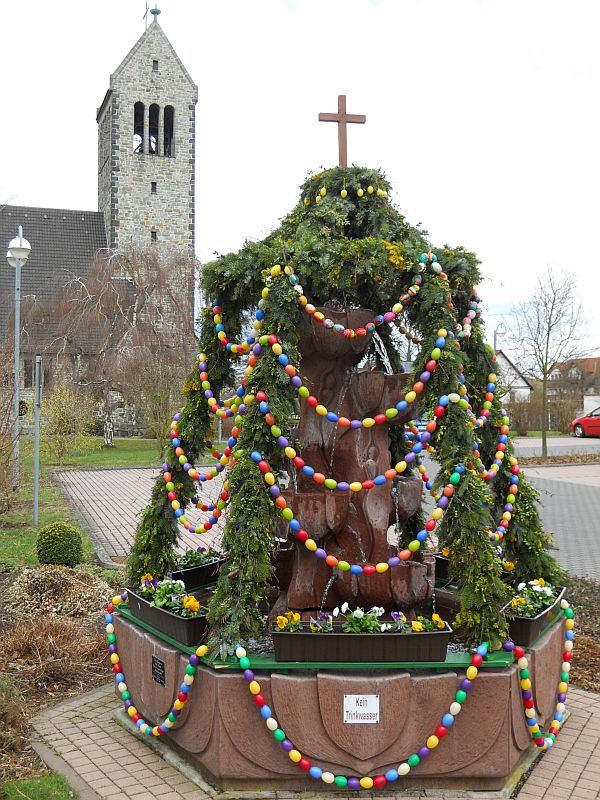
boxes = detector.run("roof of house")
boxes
[0,204,107,354]
[495,349,534,391]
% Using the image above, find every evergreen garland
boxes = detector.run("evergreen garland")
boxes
[128,165,561,651]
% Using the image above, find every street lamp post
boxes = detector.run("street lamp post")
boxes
[6,227,32,492]
[493,322,507,353]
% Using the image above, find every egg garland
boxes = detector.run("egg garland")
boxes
[105,594,208,737]
[249,449,466,568]
[213,304,258,355]
[404,392,521,552]
[276,254,436,341]
[252,329,450,430]
[165,411,238,534]
[234,641,488,790]
[303,182,389,207]
[255,403,421,494]
[503,598,574,751]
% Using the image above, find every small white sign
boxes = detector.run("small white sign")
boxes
[343,694,379,724]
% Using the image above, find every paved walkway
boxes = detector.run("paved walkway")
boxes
[30,683,600,799]
[513,436,600,458]
[55,468,225,565]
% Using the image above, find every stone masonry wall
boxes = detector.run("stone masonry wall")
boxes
[108,22,197,256]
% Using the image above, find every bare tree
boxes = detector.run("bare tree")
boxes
[508,269,588,456]
[50,247,197,444]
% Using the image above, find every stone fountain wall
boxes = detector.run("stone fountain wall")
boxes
[114,614,564,792]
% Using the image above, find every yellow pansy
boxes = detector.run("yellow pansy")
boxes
[432,613,446,630]
[276,615,289,630]
[441,547,450,558]
[141,573,154,582]
[503,561,515,571]
[183,595,200,613]
[411,620,424,632]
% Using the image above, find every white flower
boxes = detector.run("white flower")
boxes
[353,609,365,619]
[380,623,391,632]
[372,606,385,617]
[341,602,349,613]
[332,607,339,617]
[518,583,526,591]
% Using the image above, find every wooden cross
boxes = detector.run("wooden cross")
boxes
[319,95,366,168]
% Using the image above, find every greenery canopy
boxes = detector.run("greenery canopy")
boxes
[129,165,562,654]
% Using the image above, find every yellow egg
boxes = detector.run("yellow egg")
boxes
[341,188,347,198]
[320,187,327,197]
[357,188,364,197]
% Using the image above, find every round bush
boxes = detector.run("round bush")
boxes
[37,522,84,568]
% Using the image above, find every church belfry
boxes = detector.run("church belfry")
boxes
[97,12,197,253]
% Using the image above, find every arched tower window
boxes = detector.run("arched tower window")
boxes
[133,102,144,153]
[164,105,174,157]
[149,104,159,154]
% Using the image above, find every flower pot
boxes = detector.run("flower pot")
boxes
[502,587,566,646]
[435,554,514,585]
[272,622,452,663]
[126,589,208,646]
[169,557,225,589]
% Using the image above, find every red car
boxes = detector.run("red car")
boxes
[571,407,600,437]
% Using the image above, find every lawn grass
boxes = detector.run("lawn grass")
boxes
[0,437,161,569]
[0,775,78,799]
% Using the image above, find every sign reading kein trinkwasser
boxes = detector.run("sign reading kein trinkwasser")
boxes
[343,694,380,724]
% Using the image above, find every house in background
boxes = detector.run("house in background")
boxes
[494,350,533,403]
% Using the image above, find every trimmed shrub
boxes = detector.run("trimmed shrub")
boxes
[37,521,84,568]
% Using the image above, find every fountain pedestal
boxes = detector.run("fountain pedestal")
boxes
[114,613,564,793]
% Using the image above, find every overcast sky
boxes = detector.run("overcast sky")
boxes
[1,0,598,350]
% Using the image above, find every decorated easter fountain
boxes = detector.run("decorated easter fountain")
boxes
[107,165,573,794]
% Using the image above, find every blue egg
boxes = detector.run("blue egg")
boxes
[374,475,387,485]
[435,337,446,348]
[260,706,272,719]
[175,509,183,518]
[309,766,323,779]
[251,451,262,462]
[172,438,180,447]
[259,401,269,413]
[326,412,338,422]
[255,309,265,320]
[439,395,449,406]
[385,769,399,781]
[289,519,301,532]
[417,529,428,542]
[303,466,315,477]
[442,713,454,727]
[350,564,363,574]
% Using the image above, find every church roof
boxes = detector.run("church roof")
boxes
[0,205,107,354]
[110,19,197,93]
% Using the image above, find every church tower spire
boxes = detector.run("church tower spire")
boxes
[96,15,197,254]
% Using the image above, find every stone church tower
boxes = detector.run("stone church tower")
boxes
[97,11,197,253]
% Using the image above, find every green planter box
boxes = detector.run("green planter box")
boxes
[170,557,225,589]
[502,587,566,646]
[127,589,207,647]
[273,623,452,663]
